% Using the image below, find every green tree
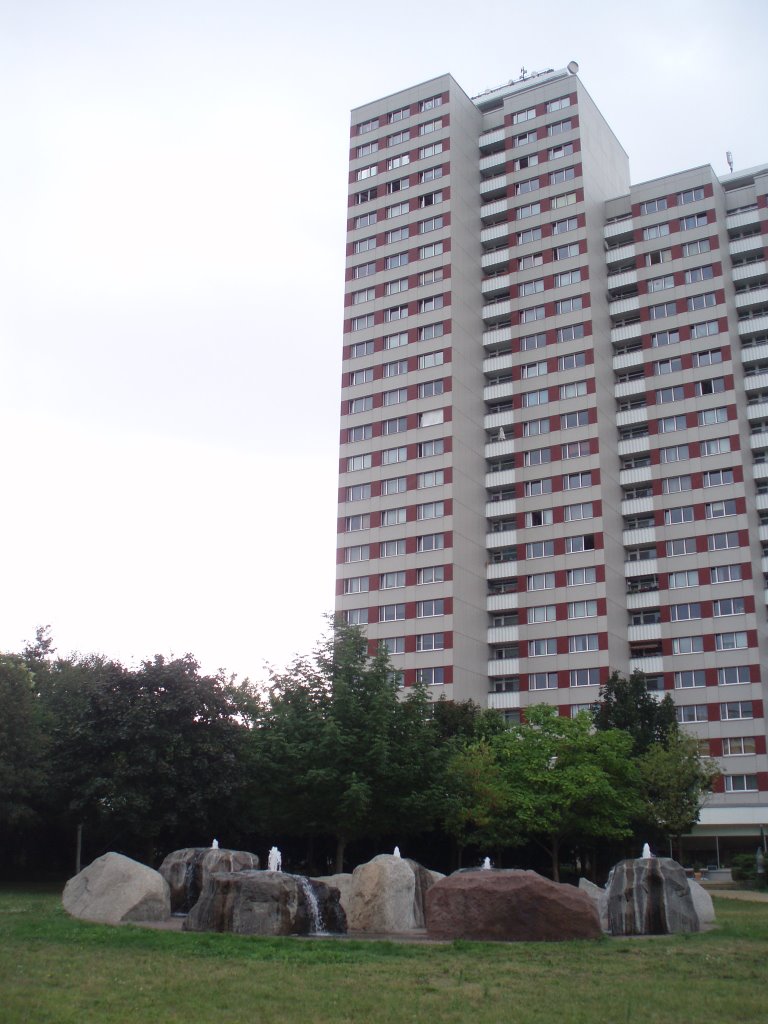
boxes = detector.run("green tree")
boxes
[638,732,719,859]
[592,670,677,753]
[444,706,641,880]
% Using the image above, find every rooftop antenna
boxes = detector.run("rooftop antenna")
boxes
[519,67,528,80]
[726,151,734,174]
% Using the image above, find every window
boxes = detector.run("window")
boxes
[417,470,444,488]
[341,575,369,599]
[345,513,370,532]
[662,475,692,494]
[379,603,405,622]
[529,604,556,623]
[713,598,746,617]
[352,265,376,283]
[703,469,734,488]
[570,668,599,686]
[520,279,545,297]
[513,130,537,147]
[720,702,752,720]
[523,388,548,407]
[563,471,592,490]
[669,570,698,589]
[384,359,408,377]
[387,201,409,219]
[386,227,409,244]
[344,545,369,562]
[347,453,372,472]
[655,356,682,375]
[530,672,558,690]
[565,534,595,553]
[666,538,696,556]
[347,483,371,501]
[680,213,708,230]
[417,565,445,585]
[711,564,742,583]
[416,632,445,651]
[665,507,694,526]
[356,165,378,181]
[555,269,582,288]
[719,666,750,686]
[418,438,445,457]
[722,737,757,756]
[383,387,407,406]
[525,478,553,496]
[643,223,670,240]
[354,213,377,230]
[564,501,593,521]
[548,119,572,135]
[347,424,373,442]
[552,216,578,234]
[529,638,557,656]
[677,705,707,723]
[696,377,726,397]
[651,330,679,347]
[355,187,378,204]
[657,385,684,404]
[351,313,374,331]
[419,118,442,135]
[350,367,374,385]
[420,95,443,112]
[685,265,714,285]
[383,637,405,656]
[382,476,407,495]
[567,567,596,586]
[522,359,547,378]
[705,499,738,519]
[417,533,444,552]
[688,292,717,312]
[518,227,543,244]
[417,599,444,617]
[640,197,668,215]
[419,409,444,427]
[646,249,672,266]
[524,417,550,436]
[559,380,587,399]
[526,540,554,559]
[419,242,444,260]
[521,306,546,324]
[557,324,585,343]
[693,349,723,369]
[419,141,443,159]
[683,238,711,256]
[385,305,409,323]
[561,410,589,429]
[380,572,405,590]
[650,302,677,320]
[517,202,541,220]
[568,600,597,618]
[516,177,540,196]
[418,295,444,314]
[691,320,719,339]
[381,507,406,527]
[419,166,443,183]
[514,154,540,171]
[387,177,410,194]
[512,107,536,124]
[381,446,407,464]
[675,670,706,689]
[660,444,689,463]
[724,775,758,793]
[417,501,444,520]
[344,608,368,625]
[569,634,598,652]
[380,539,405,557]
[669,603,701,621]
[556,296,583,314]
[383,417,408,435]
[527,572,555,591]
[357,117,379,135]
[418,269,444,287]
[678,187,705,205]
[389,106,410,123]
[385,252,409,270]
[525,509,554,527]
[388,130,410,147]
[708,531,739,551]
[715,632,748,651]
[524,446,551,466]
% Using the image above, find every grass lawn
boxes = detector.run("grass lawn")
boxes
[1,885,766,1024]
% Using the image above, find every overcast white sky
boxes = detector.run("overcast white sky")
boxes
[1,0,766,683]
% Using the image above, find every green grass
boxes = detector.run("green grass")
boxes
[1,886,766,1023]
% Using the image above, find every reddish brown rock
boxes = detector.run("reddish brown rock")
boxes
[425,869,602,942]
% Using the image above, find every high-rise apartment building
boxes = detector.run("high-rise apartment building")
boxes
[336,67,768,858]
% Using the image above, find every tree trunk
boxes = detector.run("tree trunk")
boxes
[550,838,560,882]
[335,835,347,874]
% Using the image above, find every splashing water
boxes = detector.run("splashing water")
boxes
[296,876,326,934]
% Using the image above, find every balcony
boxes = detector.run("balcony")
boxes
[483,380,514,402]
[487,625,519,644]
[485,467,516,488]
[614,378,646,399]
[742,341,768,366]
[487,592,519,612]
[611,322,643,344]
[487,561,518,580]
[479,128,505,152]
[608,269,639,291]
[627,623,662,642]
[629,655,664,674]
[727,209,761,232]
[743,371,768,393]
[481,247,511,271]
[750,431,768,451]
[604,217,634,240]
[732,260,766,283]
[481,198,509,223]
[730,235,764,258]
[486,528,517,549]
[488,658,520,676]
[480,175,509,200]
[481,223,510,247]
[605,242,637,266]
[621,495,654,516]
[626,588,660,609]
[482,273,511,298]
[625,557,658,577]
[485,497,517,518]
[485,437,515,458]
[482,299,512,322]
[736,287,768,313]
[609,295,641,318]
[757,493,768,511]
[484,408,515,431]
[483,351,514,374]
[483,325,513,348]
[479,151,507,173]
[616,406,649,427]
[617,435,651,456]
[487,690,521,710]
[613,349,645,372]
[619,465,652,486]
[623,526,657,546]
[747,401,768,422]
[754,463,768,480]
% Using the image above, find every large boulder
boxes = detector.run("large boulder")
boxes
[183,870,346,936]
[426,869,602,942]
[578,877,609,932]
[346,854,424,932]
[688,878,715,925]
[313,872,353,914]
[158,847,259,913]
[63,852,170,925]
[606,857,699,935]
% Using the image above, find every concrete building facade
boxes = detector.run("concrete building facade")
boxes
[335,67,768,855]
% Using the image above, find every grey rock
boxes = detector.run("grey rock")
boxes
[578,877,609,931]
[158,847,259,913]
[688,878,715,924]
[183,870,346,936]
[606,857,699,935]
[63,852,170,925]
[313,872,353,914]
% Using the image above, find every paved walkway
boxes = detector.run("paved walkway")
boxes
[707,888,768,903]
